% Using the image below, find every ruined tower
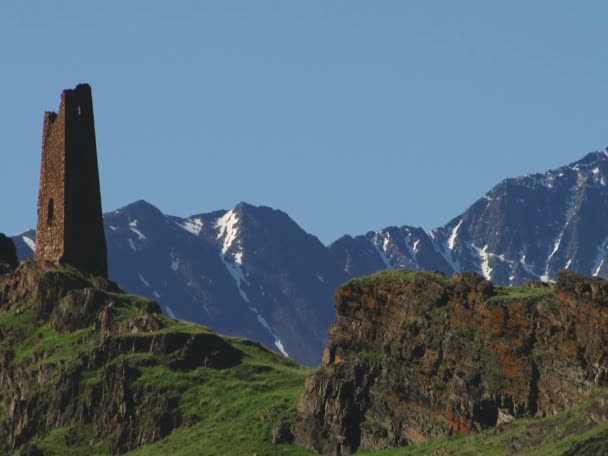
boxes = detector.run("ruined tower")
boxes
[35,84,108,278]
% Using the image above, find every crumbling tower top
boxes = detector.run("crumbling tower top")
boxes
[35,84,108,278]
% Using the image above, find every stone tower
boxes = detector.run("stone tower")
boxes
[35,84,108,278]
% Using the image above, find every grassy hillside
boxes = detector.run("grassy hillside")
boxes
[0,263,315,455]
[2,265,608,455]
[0,296,314,455]
[27,336,315,455]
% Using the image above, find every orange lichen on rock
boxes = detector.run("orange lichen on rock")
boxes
[296,270,608,454]
[446,407,472,435]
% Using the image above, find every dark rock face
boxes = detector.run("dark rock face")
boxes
[295,270,608,454]
[0,233,17,272]
[0,261,241,454]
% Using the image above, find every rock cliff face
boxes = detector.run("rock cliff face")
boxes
[0,260,302,455]
[295,270,608,454]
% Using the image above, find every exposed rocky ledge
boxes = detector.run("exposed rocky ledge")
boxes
[295,270,608,454]
[0,261,243,454]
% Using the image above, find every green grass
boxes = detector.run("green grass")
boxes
[31,426,109,456]
[0,308,97,368]
[358,351,385,362]
[103,292,163,324]
[452,324,480,341]
[346,270,447,288]
[486,285,553,305]
[0,293,314,456]
[156,316,216,335]
[125,337,314,456]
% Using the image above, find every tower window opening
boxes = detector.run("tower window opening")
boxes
[76,105,82,117]
[47,199,54,226]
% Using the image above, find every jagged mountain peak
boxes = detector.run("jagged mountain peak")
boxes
[507,149,608,190]
[567,148,608,167]
[107,200,168,234]
[441,148,608,283]
[112,199,164,217]
[330,148,608,286]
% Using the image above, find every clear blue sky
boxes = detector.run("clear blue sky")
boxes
[2,2,608,244]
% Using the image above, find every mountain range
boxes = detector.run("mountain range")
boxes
[13,149,608,366]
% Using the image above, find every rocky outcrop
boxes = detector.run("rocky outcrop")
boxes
[0,233,17,272]
[295,270,608,454]
[0,261,242,454]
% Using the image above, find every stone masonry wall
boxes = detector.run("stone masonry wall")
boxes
[36,102,66,262]
[35,84,107,278]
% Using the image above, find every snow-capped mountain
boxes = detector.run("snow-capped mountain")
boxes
[13,149,608,365]
[333,149,608,285]
[14,201,346,366]
[330,226,453,277]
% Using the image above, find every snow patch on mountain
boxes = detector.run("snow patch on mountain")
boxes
[138,273,150,288]
[448,219,462,250]
[592,236,608,277]
[470,244,493,281]
[519,253,539,278]
[412,239,420,253]
[274,340,289,357]
[165,305,176,318]
[170,252,180,272]
[219,254,250,303]
[404,234,417,262]
[542,185,577,281]
[249,306,289,357]
[372,232,392,269]
[22,236,35,252]
[179,218,203,236]
[128,220,146,240]
[437,233,461,274]
[216,210,239,255]
[590,166,607,186]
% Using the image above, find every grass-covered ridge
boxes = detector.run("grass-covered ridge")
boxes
[345,269,555,305]
[4,313,313,455]
[486,284,554,304]
[124,337,313,456]
[0,265,315,455]
[345,270,447,288]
